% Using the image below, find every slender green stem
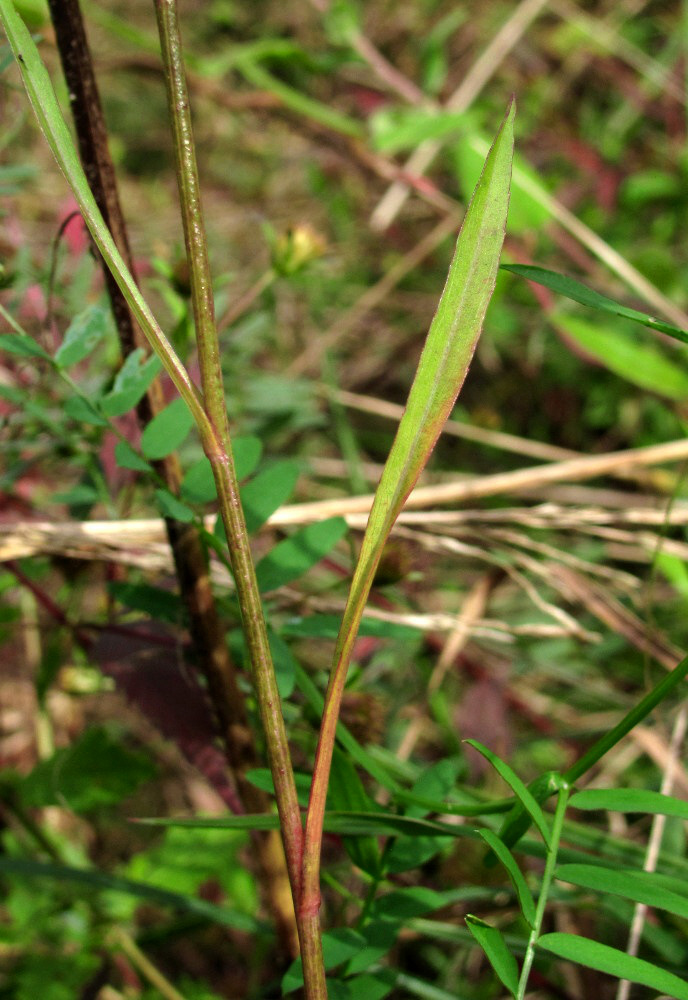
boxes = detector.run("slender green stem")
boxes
[563,653,688,785]
[153,0,228,444]
[152,0,307,942]
[516,784,570,1000]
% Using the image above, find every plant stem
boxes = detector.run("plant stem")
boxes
[45,0,299,950]
[153,0,307,944]
[516,784,570,1000]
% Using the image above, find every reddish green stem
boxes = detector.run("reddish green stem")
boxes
[153,0,304,910]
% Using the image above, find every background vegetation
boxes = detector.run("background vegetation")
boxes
[1,1,688,998]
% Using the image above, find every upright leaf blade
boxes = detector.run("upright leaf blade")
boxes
[342,100,514,626]
[305,100,515,888]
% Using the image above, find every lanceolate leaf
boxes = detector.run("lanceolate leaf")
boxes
[465,739,551,848]
[306,102,514,864]
[570,787,688,818]
[349,102,514,608]
[537,933,688,999]
[502,263,688,345]
[465,916,519,998]
[54,304,110,368]
[556,864,688,920]
[477,829,536,927]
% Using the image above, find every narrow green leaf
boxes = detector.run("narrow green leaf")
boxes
[155,488,195,523]
[255,516,348,592]
[371,107,469,154]
[319,102,514,780]
[100,349,162,417]
[0,331,50,359]
[54,304,110,368]
[553,313,688,399]
[503,264,688,344]
[571,787,688,818]
[564,653,688,786]
[359,104,513,575]
[140,810,484,847]
[141,397,195,459]
[114,440,152,472]
[0,857,259,933]
[465,915,519,998]
[465,739,551,848]
[556,864,688,920]
[477,829,536,927]
[370,887,453,922]
[455,132,547,235]
[537,932,688,999]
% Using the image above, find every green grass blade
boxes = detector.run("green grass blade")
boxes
[537,932,688,999]
[502,263,688,344]
[556,864,688,920]
[476,829,537,928]
[563,653,688,785]
[570,787,688,817]
[0,2,208,433]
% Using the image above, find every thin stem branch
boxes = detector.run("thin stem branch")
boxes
[152,0,306,945]
[153,0,228,442]
[517,784,570,999]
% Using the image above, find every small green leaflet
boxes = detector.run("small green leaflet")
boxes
[141,397,195,459]
[54,304,110,368]
[255,517,348,592]
[0,331,50,359]
[556,864,688,921]
[155,488,195,523]
[465,916,519,998]
[476,828,536,927]
[114,441,151,472]
[101,349,162,417]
